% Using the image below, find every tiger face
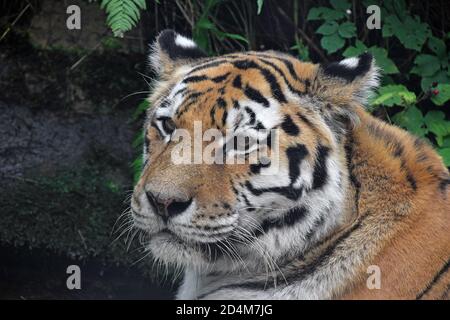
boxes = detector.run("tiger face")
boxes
[131,30,379,271]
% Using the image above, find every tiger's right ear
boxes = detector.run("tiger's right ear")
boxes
[149,29,207,79]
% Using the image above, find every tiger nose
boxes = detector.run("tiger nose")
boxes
[145,191,193,218]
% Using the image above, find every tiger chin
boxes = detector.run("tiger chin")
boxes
[130,29,450,300]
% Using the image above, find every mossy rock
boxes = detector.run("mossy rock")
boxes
[0,159,144,267]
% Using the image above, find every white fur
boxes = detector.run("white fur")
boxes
[175,34,197,48]
[339,56,359,68]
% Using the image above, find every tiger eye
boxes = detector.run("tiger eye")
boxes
[162,118,176,134]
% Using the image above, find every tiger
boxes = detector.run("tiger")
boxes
[130,29,450,300]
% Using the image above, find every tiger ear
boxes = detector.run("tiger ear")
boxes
[149,29,207,78]
[315,53,380,105]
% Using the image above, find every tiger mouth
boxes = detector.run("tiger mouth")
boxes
[158,223,236,245]
[165,229,237,258]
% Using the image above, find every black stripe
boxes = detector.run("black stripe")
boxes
[416,257,450,299]
[258,206,308,234]
[281,115,300,136]
[176,91,203,117]
[210,105,217,125]
[312,145,330,190]
[151,121,163,138]
[297,112,319,134]
[159,99,170,108]
[256,57,305,97]
[232,59,287,104]
[244,106,256,125]
[221,109,228,126]
[254,121,265,130]
[211,72,231,83]
[189,59,232,74]
[245,181,303,201]
[240,192,255,212]
[344,132,361,215]
[251,53,301,82]
[244,144,308,200]
[183,75,208,83]
[232,75,242,88]
[217,97,227,109]
[244,85,270,108]
[286,144,305,182]
[249,160,271,174]
[144,129,150,152]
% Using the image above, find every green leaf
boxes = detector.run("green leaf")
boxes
[132,99,150,121]
[132,156,143,184]
[256,0,264,15]
[437,147,450,166]
[132,130,144,149]
[382,15,401,38]
[411,54,441,77]
[392,106,427,137]
[101,0,146,37]
[330,0,351,11]
[307,7,345,21]
[383,15,431,51]
[371,85,416,107]
[342,40,367,57]
[428,37,447,59]
[316,21,339,35]
[291,39,310,61]
[421,71,450,92]
[320,34,345,54]
[338,22,356,38]
[369,47,399,74]
[431,83,450,106]
[401,16,431,51]
[424,111,450,145]
[196,16,215,30]
[215,31,249,44]
[442,136,450,148]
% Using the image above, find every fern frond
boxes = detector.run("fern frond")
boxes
[101,0,147,37]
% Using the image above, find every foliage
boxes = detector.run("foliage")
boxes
[100,0,147,37]
[192,0,248,54]
[307,0,450,165]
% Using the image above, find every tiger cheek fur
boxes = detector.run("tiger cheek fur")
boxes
[130,30,450,300]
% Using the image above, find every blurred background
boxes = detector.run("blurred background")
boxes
[0,0,449,299]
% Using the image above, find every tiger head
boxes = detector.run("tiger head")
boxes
[131,30,379,272]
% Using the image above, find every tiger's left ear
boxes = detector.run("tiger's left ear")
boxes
[149,29,207,79]
[315,53,380,105]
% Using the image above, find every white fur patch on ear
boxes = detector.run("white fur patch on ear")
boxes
[174,34,196,48]
[322,53,380,104]
[148,29,207,77]
[339,57,359,68]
